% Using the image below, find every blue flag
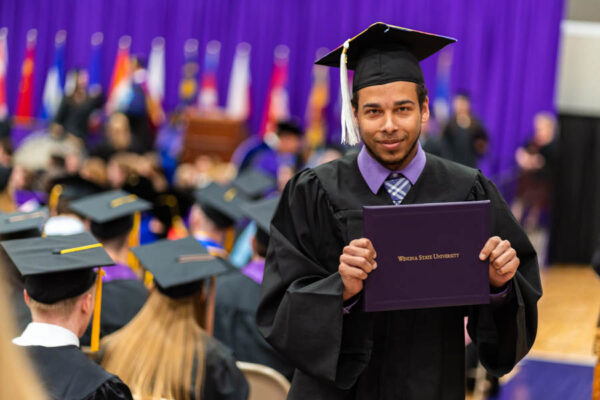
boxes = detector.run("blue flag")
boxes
[41,31,66,120]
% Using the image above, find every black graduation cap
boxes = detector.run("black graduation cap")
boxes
[0,208,47,240]
[1,232,115,304]
[231,169,276,199]
[195,182,249,229]
[315,22,456,145]
[69,190,152,240]
[132,236,233,298]
[316,22,456,90]
[240,196,280,246]
[48,175,106,214]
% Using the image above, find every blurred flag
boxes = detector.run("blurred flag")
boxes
[15,29,37,123]
[433,47,453,124]
[198,40,221,111]
[88,32,103,90]
[179,39,199,106]
[259,45,290,137]
[226,42,252,120]
[0,28,8,120]
[106,35,132,114]
[41,30,66,120]
[305,47,330,149]
[147,36,165,125]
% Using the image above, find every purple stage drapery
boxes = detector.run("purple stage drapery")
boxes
[0,0,564,178]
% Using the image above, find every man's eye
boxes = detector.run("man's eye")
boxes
[365,109,380,115]
[396,107,410,112]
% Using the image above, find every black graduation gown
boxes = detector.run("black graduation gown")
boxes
[201,335,251,400]
[256,152,541,400]
[25,345,132,400]
[81,279,148,346]
[214,271,294,380]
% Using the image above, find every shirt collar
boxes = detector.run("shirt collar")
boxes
[357,141,427,195]
[13,322,80,348]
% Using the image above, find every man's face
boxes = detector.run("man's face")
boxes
[277,133,301,154]
[355,81,429,170]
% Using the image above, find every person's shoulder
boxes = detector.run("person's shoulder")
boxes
[290,152,357,187]
[216,272,260,310]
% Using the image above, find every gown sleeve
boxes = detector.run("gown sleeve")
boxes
[202,337,250,400]
[256,170,368,388]
[466,173,543,376]
[82,376,133,400]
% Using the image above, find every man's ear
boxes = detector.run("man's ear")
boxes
[421,96,430,124]
[81,292,94,315]
[23,289,30,306]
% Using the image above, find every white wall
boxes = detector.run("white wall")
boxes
[556,20,600,116]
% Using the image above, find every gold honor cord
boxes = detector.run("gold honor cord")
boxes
[8,211,46,222]
[53,243,103,255]
[110,194,138,208]
[90,268,105,353]
[177,254,216,263]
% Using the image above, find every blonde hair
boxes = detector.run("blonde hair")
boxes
[101,290,207,400]
[0,270,47,399]
[27,293,82,319]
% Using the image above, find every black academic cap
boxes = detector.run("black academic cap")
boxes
[132,236,233,298]
[1,232,115,304]
[231,169,276,200]
[0,208,47,239]
[241,196,280,246]
[315,22,456,91]
[240,196,279,235]
[69,190,152,240]
[195,183,248,229]
[49,175,105,201]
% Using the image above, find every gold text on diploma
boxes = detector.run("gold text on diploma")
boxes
[397,253,460,262]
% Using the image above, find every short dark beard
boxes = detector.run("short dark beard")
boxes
[362,130,421,171]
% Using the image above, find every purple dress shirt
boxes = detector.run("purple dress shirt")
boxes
[344,143,512,314]
[241,259,265,285]
[101,263,138,283]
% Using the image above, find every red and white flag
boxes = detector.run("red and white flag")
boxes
[259,45,290,137]
[0,28,8,119]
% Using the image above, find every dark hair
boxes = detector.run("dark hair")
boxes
[276,120,303,137]
[351,83,428,111]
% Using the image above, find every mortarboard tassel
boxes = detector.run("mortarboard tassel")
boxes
[90,267,105,352]
[340,40,361,146]
[127,211,141,273]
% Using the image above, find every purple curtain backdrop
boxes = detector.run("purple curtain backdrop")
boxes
[0,0,564,178]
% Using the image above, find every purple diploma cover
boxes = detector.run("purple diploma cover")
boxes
[362,200,491,312]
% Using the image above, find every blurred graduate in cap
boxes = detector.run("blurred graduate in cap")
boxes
[214,197,293,380]
[69,190,150,345]
[0,208,47,332]
[5,232,133,400]
[256,23,541,399]
[99,237,249,400]
[190,182,248,256]
[239,120,305,180]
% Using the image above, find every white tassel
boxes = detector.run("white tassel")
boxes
[339,40,361,146]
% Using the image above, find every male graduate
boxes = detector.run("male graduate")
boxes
[256,23,542,399]
[6,232,133,400]
[191,182,248,256]
[69,190,151,345]
[214,197,294,380]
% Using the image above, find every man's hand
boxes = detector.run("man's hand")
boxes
[339,238,377,301]
[479,236,520,288]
